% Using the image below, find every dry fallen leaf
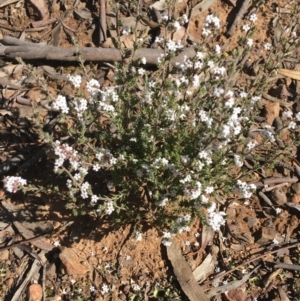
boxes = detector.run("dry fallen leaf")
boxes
[278,69,300,81]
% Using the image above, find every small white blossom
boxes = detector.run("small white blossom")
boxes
[67,74,82,88]
[288,121,297,130]
[4,176,27,193]
[247,141,258,150]
[53,241,60,247]
[205,186,214,194]
[242,24,251,32]
[52,95,69,114]
[247,38,253,47]
[173,21,181,31]
[101,283,110,295]
[135,231,143,241]
[122,27,131,35]
[249,14,257,23]
[282,111,293,118]
[90,286,95,292]
[234,154,243,167]
[264,43,272,50]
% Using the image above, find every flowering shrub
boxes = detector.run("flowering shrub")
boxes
[3,11,299,245]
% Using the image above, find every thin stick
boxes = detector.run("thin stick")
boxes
[227,0,251,36]
[99,0,107,44]
[203,240,300,290]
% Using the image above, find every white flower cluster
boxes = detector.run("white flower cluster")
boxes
[184,181,202,200]
[207,202,226,231]
[105,200,115,215]
[202,14,220,36]
[234,154,243,167]
[4,176,27,193]
[235,180,256,199]
[67,74,82,88]
[53,141,79,172]
[52,95,69,114]
[73,98,88,118]
[86,79,100,96]
[166,39,184,52]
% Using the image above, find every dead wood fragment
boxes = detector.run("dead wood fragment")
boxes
[99,0,107,44]
[13,221,54,251]
[166,241,209,301]
[11,257,43,301]
[274,262,300,271]
[0,36,196,65]
[227,0,251,36]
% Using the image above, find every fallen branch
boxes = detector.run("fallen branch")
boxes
[0,36,196,65]
[227,0,251,36]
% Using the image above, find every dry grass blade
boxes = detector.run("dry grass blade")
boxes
[206,266,259,298]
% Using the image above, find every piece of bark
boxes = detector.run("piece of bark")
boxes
[227,0,251,36]
[166,241,209,301]
[13,221,54,251]
[11,258,42,301]
[1,36,196,66]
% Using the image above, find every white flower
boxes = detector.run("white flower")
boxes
[207,210,226,231]
[204,14,220,28]
[296,112,300,121]
[247,38,253,47]
[282,111,293,118]
[67,74,82,88]
[196,51,204,60]
[86,79,100,96]
[249,14,257,23]
[288,121,296,130]
[101,284,110,295]
[240,91,248,98]
[4,176,27,193]
[173,21,181,31]
[105,201,114,215]
[205,186,214,194]
[141,57,147,64]
[122,27,131,35]
[202,28,211,36]
[234,154,243,167]
[89,286,95,292]
[264,43,272,50]
[52,95,69,114]
[215,44,221,54]
[214,87,224,97]
[138,68,145,75]
[135,231,143,241]
[156,197,169,207]
[242,24,251,32]
[53,241,60,247]
[247,141,258,150]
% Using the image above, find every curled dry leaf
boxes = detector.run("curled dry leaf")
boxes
[74,8,92,19]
